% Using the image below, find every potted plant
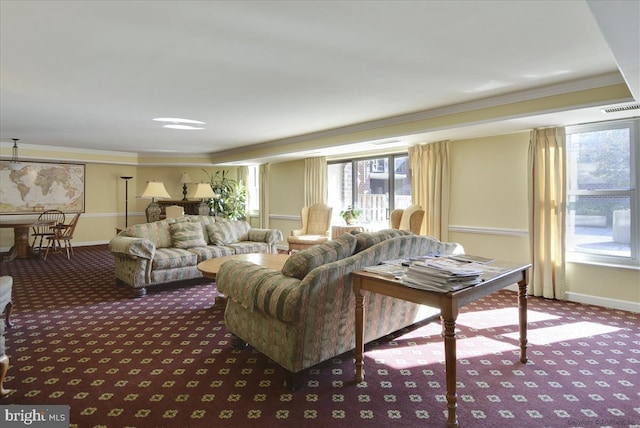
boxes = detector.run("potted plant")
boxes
[339,205,362,225]
[201,169,247,220]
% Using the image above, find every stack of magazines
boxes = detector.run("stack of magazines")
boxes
[401,258,484,292]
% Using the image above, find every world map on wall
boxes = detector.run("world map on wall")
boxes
[0,161,85,214]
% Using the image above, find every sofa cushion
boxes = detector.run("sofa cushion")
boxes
[354,229,412,253]
[122,219,173,248]
[152,248,198,270]
[207,220,250,245]
[186,215,217,244]
[228,241,271,254]
[187,245,235,262]
[282,233,357,280]
[170,221,207,249]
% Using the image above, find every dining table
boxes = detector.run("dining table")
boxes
[0,219,55,262]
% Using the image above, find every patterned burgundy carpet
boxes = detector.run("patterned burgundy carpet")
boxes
[0,245,638,427]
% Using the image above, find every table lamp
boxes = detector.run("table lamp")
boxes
[140,181,172,222]
[190,182,217,216]
[179,172,192,201]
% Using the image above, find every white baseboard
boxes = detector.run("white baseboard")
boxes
[564,291,640,313]
[503,284,639,313]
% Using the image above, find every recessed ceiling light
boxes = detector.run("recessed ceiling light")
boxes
[163,124,206,130]
[153,117,206,125]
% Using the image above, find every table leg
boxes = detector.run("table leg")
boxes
[518,276,529,363]
[354,278,365,383]
[441,305,459,428]
[2,226,31,262]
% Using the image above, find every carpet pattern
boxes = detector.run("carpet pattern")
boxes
[0,245,639,427]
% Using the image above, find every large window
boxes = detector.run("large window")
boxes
[328,154,409,230]
[566,119,639,266]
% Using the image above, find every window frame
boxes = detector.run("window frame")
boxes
[565,118,639,268]
[328,152,409,223]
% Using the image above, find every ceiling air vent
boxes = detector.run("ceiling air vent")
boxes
[601,104,640,114]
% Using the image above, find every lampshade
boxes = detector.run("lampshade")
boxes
[140,181,172,222]
[140,181,172,199]
[179,172,192,184]
[190,182,217,216]
[190,182,217,199]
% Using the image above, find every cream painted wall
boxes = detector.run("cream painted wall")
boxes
[1,137,637,308]
[448,132,639,307]
[267,160,305,242]
[0,161,234,247]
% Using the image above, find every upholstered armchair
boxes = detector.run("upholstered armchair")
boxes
[390,204,425,235]
[0,276,13,397]
[287,203,333,252]
[0,276,12,328]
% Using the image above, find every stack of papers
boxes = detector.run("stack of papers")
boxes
[401,258,484,292]
[363,263,407,278]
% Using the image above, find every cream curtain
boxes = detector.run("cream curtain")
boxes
[238,166,249,219]
[528,127,566,299]
[408,141,450,240]
[304,157,327,207]
[259,163,270,228]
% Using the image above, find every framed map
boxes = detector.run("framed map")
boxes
[0,161,85,214]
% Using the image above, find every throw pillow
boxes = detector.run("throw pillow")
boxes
[169,221,207,249]
[323,233,357,259]
[206,221,250,245]
[282,243,339,280]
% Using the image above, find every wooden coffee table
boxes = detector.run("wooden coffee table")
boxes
[197,253,289,306]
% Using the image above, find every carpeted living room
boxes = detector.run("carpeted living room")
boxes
[0,246,638,427]
[1,1,640,427]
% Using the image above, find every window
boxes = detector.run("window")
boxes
[247,165,259,212]
[328,154,409,230]
[565,119,639,266]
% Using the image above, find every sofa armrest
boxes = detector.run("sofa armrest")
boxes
[108,236,156,260]
[247,228,284,245]
[217,260,303,322]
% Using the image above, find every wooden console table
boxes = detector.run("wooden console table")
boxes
[352,260,530,427]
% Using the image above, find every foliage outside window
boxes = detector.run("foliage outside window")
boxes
[565,119,638,267]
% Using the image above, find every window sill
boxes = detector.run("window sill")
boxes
[566,255,640,271]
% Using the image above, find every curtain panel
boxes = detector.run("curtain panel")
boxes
[259,163,270,228]
[304,157,327,207]
[238,166,249,219]
[528,127,566,299]
[408,141,450,240]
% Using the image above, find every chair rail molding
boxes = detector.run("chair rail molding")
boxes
[448,224,529,237]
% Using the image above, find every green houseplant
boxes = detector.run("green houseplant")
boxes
[339,206,362,225]
[201,169,247,220]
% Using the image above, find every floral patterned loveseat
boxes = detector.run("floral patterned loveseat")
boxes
[109,215,283,297]
[215,229,464,389]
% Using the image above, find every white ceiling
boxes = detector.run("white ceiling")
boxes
[1,0,638,163]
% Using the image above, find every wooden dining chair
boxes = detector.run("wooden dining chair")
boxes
[31,210,66,254]
[44,213,81,260]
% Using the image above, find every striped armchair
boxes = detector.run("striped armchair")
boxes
[216,230,464,389]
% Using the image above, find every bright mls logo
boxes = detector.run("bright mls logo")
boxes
[1,405,69,427]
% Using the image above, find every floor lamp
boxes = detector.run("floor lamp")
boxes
[120,176,133,227]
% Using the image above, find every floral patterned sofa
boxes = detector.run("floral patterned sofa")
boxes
[109,215,283,297]
[215,229,464,389]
